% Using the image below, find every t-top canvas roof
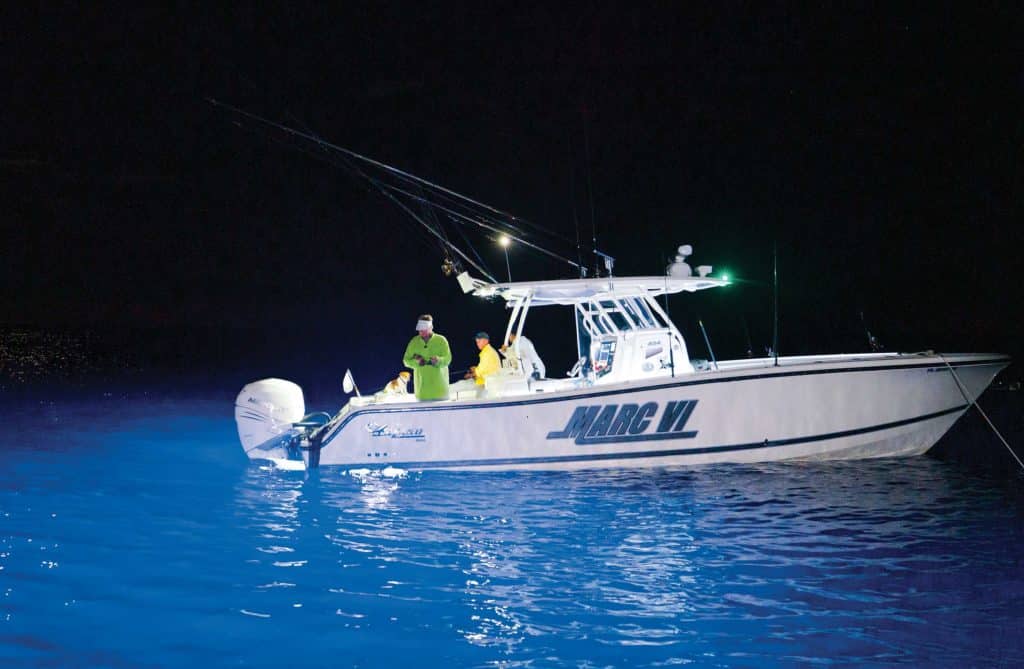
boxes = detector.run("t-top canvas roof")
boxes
[469,275,729,306]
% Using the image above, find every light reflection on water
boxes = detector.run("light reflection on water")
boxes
[1,397,1023,667]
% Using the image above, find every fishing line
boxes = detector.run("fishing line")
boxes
[365,179,583,270]
[209,98,584,274]
[449,215,492,277]
[288,129,494,280]
[939,354,1024,472]
[211,99,573,244]
[257,121,474,270]
[272,133,450,256]
[358,173,498,282]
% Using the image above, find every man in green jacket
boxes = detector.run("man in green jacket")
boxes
[402,314,452,400]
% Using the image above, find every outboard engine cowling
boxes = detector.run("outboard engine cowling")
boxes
[235,378,305,459]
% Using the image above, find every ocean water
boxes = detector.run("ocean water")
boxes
[2,391,1023,668]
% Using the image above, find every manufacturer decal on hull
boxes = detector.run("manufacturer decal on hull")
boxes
[366,422,426,441]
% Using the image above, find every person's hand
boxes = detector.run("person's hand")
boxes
[430,356,439,365]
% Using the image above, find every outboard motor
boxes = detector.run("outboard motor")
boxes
[235,378,306,462]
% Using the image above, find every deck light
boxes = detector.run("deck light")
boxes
[499,235,512,282]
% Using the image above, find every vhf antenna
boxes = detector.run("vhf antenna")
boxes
[582,103,598,277]
[772,242,779,367]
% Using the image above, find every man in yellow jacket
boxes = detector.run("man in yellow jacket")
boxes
[403,314,452,400]
[470,331,501,386]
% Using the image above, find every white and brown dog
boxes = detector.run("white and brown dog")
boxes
[383,371,411,395]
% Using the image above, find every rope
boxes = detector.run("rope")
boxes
[940,354,1024,472]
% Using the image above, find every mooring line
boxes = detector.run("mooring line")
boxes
[940,354,1024,472]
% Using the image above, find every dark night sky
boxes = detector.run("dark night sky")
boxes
[3,5,1022,384]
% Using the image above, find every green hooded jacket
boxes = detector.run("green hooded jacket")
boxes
[403,333,452,400]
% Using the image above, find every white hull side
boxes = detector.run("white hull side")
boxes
[300,354,1006,471]
[433,415,963,471]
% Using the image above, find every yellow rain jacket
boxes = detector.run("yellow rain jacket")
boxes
[474,344,501,386]
[403,333,452,400]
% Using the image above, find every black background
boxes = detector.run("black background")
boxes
[3,4,1021,391]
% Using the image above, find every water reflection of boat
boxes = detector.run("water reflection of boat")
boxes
[235,271,1007,471]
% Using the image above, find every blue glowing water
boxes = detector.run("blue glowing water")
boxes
[2,392,1023,667]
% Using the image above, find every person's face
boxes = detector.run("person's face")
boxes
[475,337,488,350]
[418,327,432,338]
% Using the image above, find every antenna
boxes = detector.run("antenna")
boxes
[569,136,586,278]
[698,319,718,371]
[742,315,754,358]
[582,104,598,277]
[663,266,675,378]
[772,242,779,367]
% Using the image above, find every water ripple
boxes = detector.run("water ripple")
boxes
[1,399,1023,667]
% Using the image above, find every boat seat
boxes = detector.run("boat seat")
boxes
[485,369,529,398]
[449,378,481,400]
[528,379,564,393]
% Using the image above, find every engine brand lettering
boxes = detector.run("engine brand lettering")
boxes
[547,400,698,445]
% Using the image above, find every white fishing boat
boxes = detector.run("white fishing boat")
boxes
[235,263,1009,471]
[216,103,1009,472]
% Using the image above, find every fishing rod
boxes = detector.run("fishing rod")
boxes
[255,124,480,276]
[331,151,500,283]
[283,109,471,268]
[698,319,718,371]
[281,108,489,275]
[209,98,513,218]
[345,170,585,273]
[305,136,578,274]
[220,103,553,281]
[207,99,585,274]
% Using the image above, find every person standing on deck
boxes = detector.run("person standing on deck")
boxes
[500,332,546,379]
[403,315,452,400]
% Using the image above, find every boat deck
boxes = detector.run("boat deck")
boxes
[348,351,980,411]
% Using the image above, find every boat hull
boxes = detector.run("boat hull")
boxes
[298,353,1008,471]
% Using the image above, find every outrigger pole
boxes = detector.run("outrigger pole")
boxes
[206,99,586,278]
